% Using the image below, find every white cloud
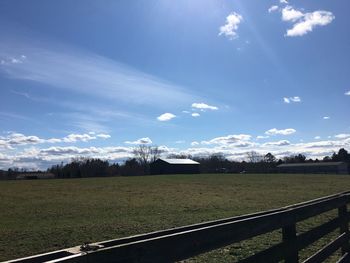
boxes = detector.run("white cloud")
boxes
[202,134,252,146]
[280,0,288,4]
[62,133,96,143]
[0,55,27,65]
[257,135,269,140]
[124,137,152,145]
[46,138,62,143]
[265,128,296,136]
[345,91,350,96]
[191,103,218,111]
[300,140,348,149]
[96,133,111,139]
[283,96,301,103]
[282,6,335,37]
[283,97,290,104]
[40,146,101,155]
[0,132,110,149]
[282,6,304,22]
[314,136,321,140]
[181,135,349,163]
[2,132,350,170]
[219,12,243,40]
[4,133,43,145]
[157,113,176,121]
[290,96,301,102]
[323,116,330,120]
[11,58,22,64]
[263,140,290,146]
[268,6,279,13]
[191,113,200,117]
[335,134,350,139]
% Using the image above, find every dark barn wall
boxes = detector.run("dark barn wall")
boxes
[150,160,199,175]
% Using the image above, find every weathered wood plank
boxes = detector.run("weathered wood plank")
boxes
[239,214,347,263]
[336,252,350,263]
[303,232,350,263]
[339,205,350,254]
[4,251,75,263]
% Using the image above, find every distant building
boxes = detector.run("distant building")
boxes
[150,158,200,175]
[16,173,55,180]
[277,162,348,174]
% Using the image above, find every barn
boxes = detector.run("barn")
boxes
[150,158,200,175]
[277,162,348,174]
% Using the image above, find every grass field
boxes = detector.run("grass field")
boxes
[1,173,350,262]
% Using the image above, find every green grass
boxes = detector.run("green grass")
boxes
[1,173,350,261]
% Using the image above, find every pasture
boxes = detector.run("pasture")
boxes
[1,173,350,262]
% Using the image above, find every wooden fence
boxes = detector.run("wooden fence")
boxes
[7,191,350,263]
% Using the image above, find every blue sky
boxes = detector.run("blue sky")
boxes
[0,0,349,169]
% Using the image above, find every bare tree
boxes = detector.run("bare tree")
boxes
[133,145,160,173]
[246,151,263,163]
[149,146,161,163]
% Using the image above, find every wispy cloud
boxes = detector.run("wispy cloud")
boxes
[323,116,330,120]
[345,91,350,96]
[219,12,243,40]
[0,38,198,110]
[334,134,350,139]
[191,113,200,117]
[201,134,252,146]
[62,133,110,143]
[0,55,26,65]
[125,137,152,145]
[11,90,31,99]
[0,111,35,122]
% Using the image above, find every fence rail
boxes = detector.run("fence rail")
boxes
[6,191,350,263]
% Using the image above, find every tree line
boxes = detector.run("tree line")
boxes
[0,147,349,179]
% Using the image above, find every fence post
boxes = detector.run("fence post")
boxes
[338,204,349,255]
[283,224,298,263]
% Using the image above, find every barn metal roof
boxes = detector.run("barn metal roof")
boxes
[159,158,200,165]
[277,162,345,168]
